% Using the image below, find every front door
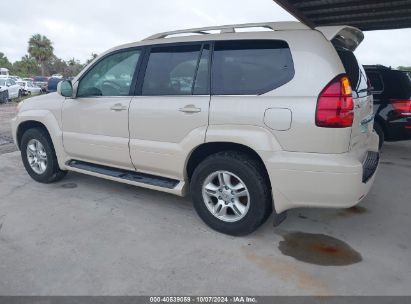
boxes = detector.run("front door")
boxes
[129,43,211,179]
[62,49,142,170]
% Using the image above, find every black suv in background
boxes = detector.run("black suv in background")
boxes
[364,65,411,148]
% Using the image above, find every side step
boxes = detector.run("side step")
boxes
[66,160,179,189]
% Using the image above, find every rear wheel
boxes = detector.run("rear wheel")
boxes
[21,128,67,183]
[374,122,384,150]
[190,151,273,236]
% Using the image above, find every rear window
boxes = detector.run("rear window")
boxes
[337,50,368,98]
[212,40,294,95]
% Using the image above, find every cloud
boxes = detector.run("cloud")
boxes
[0,0,410,68]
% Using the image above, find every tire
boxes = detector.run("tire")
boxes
[0,91,5,103]
[374,122,384,151]
[190,151,273,236]
[18,90,22,98]
[21,128,67,183]
[0,90,9,103]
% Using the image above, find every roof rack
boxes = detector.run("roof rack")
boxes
[143,21,308,40]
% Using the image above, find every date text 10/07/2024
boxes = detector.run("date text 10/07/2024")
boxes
[149,297,257,303]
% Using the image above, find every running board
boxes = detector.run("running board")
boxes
[66,160,179,189]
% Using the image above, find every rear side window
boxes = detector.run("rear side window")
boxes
[383,70,411,99]
[366,72,384,92]
[212,40,294,95]
[142,44,208,96]
[337,50,368,98]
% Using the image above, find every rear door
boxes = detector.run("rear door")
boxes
[129,43,210,179]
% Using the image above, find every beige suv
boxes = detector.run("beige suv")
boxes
[12,22,379,235]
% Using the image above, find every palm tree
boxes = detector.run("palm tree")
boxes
[28,34,54,75]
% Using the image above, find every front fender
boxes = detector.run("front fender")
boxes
[12,110,68,170]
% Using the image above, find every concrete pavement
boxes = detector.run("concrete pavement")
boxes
[0,141,410,295]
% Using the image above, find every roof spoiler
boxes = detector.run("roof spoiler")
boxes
[316,26,364,51]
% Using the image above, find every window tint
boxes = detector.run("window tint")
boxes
[212,40,294,95]
[337,50,368,98]
[366,72,384,92]
[78,49,141,97]
[383,70,411,99]
[193,46,210,95]
[142,44,202,95]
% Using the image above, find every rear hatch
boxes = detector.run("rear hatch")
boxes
[317,26,374,157]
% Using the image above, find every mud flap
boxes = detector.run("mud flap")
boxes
[273,211,287,227]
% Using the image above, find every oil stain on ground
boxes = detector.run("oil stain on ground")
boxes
[278,232,362,266]
[60,183,78,189]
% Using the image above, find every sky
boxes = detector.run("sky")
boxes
[1,0,410,68]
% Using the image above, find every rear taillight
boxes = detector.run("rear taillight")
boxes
[316,74,354,128]
[391,99,411,116]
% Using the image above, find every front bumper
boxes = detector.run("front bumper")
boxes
[261,132,380,213]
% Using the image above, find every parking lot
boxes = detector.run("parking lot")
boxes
[0,102,410,296]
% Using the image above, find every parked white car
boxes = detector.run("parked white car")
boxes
[11,22,379,235]
[17,81,42,96]
[0,77,22,103]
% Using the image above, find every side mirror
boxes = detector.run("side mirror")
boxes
[57,80,73,97]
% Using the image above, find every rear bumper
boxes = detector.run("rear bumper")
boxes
[262,132,380,213]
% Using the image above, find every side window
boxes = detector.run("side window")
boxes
[212,40,294,95]
[142,44,203,96]
[366,72,384,92]
[6,79,12,86]
[193,46,210,95]
[77,49,141,97]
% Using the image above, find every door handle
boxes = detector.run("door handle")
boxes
[179,105,201,114]
[110,103,128,111]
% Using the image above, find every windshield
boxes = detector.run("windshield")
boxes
[0,79,6,86]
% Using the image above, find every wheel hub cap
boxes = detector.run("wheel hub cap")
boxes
[26,139,48,174]
[202,170,250,223]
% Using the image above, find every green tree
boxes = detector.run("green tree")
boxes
[65,57,84,77]
[28,34,54,75]
[0,52,12,70]
[44,55,68,76]
[12,55,41,77]
[86,53,98,65]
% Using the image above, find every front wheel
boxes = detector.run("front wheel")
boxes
[190,151,273,236]
[21,128,67,183]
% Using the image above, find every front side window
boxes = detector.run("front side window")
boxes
[142,44,204,96]
[78,49,141,97]
[212,40,294,95]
